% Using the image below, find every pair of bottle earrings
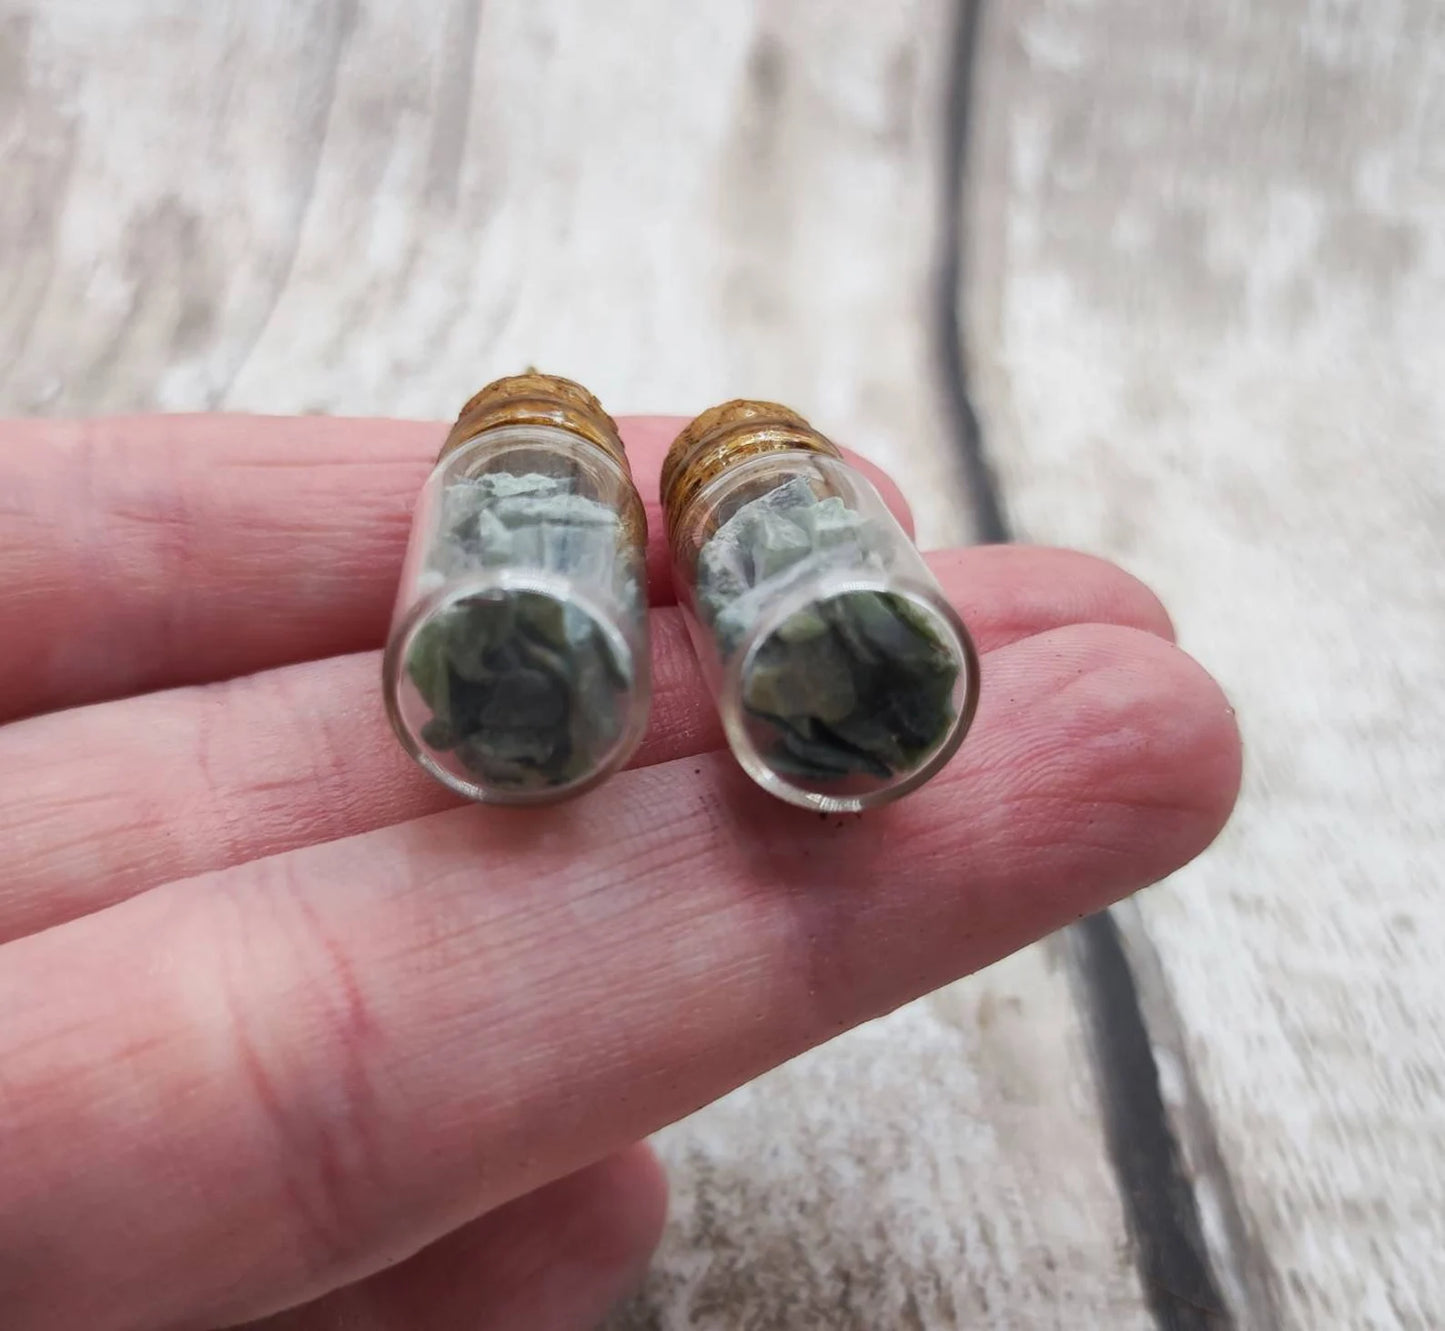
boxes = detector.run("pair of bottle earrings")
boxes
[383,373,980,813]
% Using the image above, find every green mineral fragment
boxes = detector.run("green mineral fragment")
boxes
[742,590,958,782]
[434,471,630,592]
[406,470,634,791]
[694,480,959,785]
[750,512,813,580]
[743,629,858,724]
[406,616,452,712]
[775,606,828,643]
[407,590,629,791]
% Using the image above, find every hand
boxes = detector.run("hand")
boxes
[0,415,1241,1329]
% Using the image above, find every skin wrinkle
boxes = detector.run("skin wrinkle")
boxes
[220,890,357,1284]
[402,805,691,944]
[0,769,165,914]
[218,857,400,1287]
[93,458,202,682]
[283,888,393,1280]
[274,666,363,826]
[193,686,249,868]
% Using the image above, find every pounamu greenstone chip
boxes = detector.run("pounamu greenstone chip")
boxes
[692,478,959,785]
[406,470,636,792]
[742,590,959,783]
[407,590,630,792]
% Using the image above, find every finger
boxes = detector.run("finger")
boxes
[249,1145,666,1331]
[0,624,1239,1330]
[0,415,911,722]
[0,546,1173,942]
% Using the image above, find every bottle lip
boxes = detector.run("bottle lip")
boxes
[440,372,632,477]
[382,568,650,806]
[718,569,981,814]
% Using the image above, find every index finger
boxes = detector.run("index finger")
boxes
[0,414,914,722]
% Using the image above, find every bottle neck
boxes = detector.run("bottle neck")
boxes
[661,401,842,559]
[439,373,631,478]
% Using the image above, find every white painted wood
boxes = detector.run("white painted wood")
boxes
[0,0,974,549]
[615,950,1153,1331]
[0,2,1154,1327]
[967,1,1445,1326]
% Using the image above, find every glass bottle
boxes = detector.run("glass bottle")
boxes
[662,400,979,812]
[384,373,649,804]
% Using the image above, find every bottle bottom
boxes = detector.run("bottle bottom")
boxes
[725,584,978,813]
[387,579,641,805]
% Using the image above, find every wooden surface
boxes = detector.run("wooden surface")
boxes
[0,0,971,547]
[967,2,1445,1327]
[2,1,1441,1328]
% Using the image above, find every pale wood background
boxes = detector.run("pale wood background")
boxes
[967,4,1445,1326]
[1,2,1441,1328]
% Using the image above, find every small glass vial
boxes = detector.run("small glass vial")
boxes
[662,400,979,812]
[384,373,650,804]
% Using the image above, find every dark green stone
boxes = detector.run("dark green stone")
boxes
[692,478,959,786]
[743,591,958,783]
[408,591,627,791]
[743,630,857,724]
[406,615,451,711]
[407,470,635,791]
[420,716,459,751]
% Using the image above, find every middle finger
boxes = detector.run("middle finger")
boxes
[0,547,1171,943]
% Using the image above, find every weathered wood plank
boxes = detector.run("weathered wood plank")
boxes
[615,950,1155,1331]
[1,0,979,549]
[0,1,1160,1326]
[966,1,1445,1326]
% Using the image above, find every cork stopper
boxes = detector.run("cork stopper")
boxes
[440,372,632,477]
[661,400,842,554]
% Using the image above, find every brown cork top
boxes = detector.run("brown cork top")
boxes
[439,372,631,477]
[661,400,842,552]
